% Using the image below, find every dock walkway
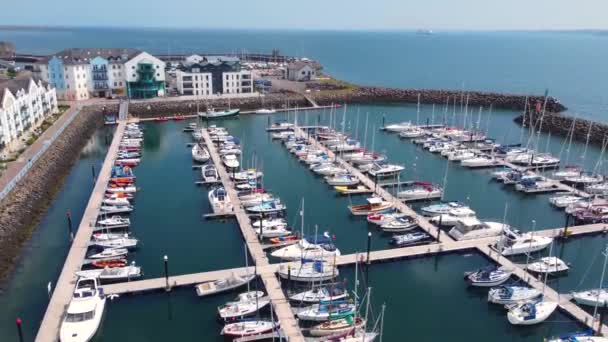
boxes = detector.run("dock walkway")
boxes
[35,121,127,342]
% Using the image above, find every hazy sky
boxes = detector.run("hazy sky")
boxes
[3,0,607,30]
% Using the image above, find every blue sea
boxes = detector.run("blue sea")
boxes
[2,27,608,120]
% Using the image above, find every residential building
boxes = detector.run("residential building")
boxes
[285,60,322,81]
[175,56,253,96]
[0,77,58,149]
[37,48,165,100]
[125,51,166,99]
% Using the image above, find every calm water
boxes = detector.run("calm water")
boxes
[1,28,608,340]
[1,28,608,119]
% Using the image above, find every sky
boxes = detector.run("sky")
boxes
[2,0,607,31]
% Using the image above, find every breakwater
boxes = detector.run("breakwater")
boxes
[514,111,607,146]
[309,86,566,112]
[0,108,103,285]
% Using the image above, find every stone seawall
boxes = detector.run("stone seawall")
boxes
[514,112,607,146]
[0,108,103,285]
[309,87,566,112]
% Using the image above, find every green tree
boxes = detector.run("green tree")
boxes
[6,67,16,78]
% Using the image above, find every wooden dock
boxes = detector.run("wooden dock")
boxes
[35,121,127,342]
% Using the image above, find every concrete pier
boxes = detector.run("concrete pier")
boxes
[35,121,127,342]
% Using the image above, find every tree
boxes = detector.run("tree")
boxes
[6,67,16,78]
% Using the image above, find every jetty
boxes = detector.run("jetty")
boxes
[35,120,127,342]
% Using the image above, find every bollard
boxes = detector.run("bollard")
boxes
[16,318,24,342]
[563,212,570,238]
[163,255,170,291]
[66,211,73,241]
[91,164,96,182]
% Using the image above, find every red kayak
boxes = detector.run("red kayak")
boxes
[269,235,299,244]
[91,259,127,268]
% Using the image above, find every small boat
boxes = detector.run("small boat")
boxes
[461,156,497,168]
[91,237,138,250]
[240,193,275,208]
[222,154,240,169]
[271,233,340,260]
[102,197,130,206]
[546,331,608,342]
[430,207,477,226]
[366,212,408,226]
[348,197,394,216]
[487,285,541,305]
[88,248,129,259]
[420,201,468,216]
[192,129,203,140]
[91,259,127,268]
[289,285,349,303]
[75,265,142,282]
[313,163,346,176]
[172,115,186,121]
[106,185,137,193]
[380,216,418,233]
[183,122,198,132]
[251,217,287,229]
[269,235,299,244]
[59,277,106,342]
[507,297,558,325]
[255,108,277,114]
[399,127,426,138]
[367,162,404,178]
[221,320,278,338]
[297,301,356,321]
[310,316,365,337]
[495,226,553,256]
[195,273,255,297]
[448,218,506,240]
[218,294,270,320]
[278,260,338,282]
[99,205,133,214]
[231,169,263,182]
[154,116,169,122]
[571,289,608,307]
[208,187,234,214]
[325,174,360,186]
[464,265,512,287]
[256,224,292,238]
[201,164,219,183]
[266,122,294,131]
[549,194,584,208]
[191,144,210,163]
[246,200,286,214]
[97,216,130,228]
[397,182,443,201]
[389,232,430,247]
[335,185,371,195]
[383,122,412,132]
[199,108,240,119]
[527,257,569,274]
[92,233,131,241]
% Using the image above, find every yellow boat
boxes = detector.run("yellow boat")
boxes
[334,185,372,195]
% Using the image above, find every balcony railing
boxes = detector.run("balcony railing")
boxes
[93,75,109,81]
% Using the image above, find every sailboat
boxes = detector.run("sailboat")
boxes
[487,285,541,305]
[289,284,349,303]
[191,143,210,163]
[506,296,558,325]
[278,260,338,282]
[221,320,279,338]
[572,245,608,307]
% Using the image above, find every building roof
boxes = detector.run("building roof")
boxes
[0,76,48,103]
[286,60,322,71]
[0,59,13,69]
[37,48,141,65]
[183,55,241,68]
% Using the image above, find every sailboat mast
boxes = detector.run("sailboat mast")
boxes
[565,117,576,165]
[441,159,450,201]
[363,113,369,149]
[416,93,421,126]
[300,198,305,237]
[542,240,554,294]
[582,122,593,163]
[364,287,372,336]
[354,252,359,318]
[431,104,435,125]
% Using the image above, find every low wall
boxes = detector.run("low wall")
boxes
[0,108,103,285]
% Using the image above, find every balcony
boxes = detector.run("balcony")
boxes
[92,66,107,72]
[93,74,109,81]
[94,83,109,90]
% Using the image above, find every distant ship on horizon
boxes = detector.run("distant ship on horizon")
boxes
[416,29,434,35]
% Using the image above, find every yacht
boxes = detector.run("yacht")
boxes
[191,144,210,163]
[487,286,541,304]
[195,273,255,297]
[397,183,443,201]
[507,297,558,325]
[312,163,346,176]
[527,257,569,274]
[309,317,366,337]
[270,234,340,260]
[495,227,553,256]
[552,166,582,180]
[75,265,142,282]
[399,127,426,138]
[221,320,278,338]
[366,211,408,226]
[420,201,468,216]
[430,207,477,226]
[231,169,263,183]
[246,200,286,214]
[367,162,404,178]
[464,265,512,287]
[389,232,430,247]
[97,216,130,228]
[448,218,506,240]
[201,164,219,183]
[572,288,608,307]
[199,108,240,118]
[222,154,240,169]
[289,285,348,303]
[380,216,418,233]
[59,277,106,342]
[278,260,338,282]
[208,187,234,214]
[461,156,497,168]
[218,292,270,320]
[549,195,584,208]
[297,301,356,321]
[325,174,360,186]
[255,108,277,114]
[448,149,476,161]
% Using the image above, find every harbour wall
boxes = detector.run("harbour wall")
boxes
[0,108,103,285]
[514,112,608,146]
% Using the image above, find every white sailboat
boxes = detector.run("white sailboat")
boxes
[278,260,338,282]
[487,286,541,305]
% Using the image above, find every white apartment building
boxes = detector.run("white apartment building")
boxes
[176,70,213,96]
[175,55,253,96]
[0,77,58,149]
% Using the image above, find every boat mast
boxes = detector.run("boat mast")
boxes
[525,220,536,271]
[441,158,450,201]
[355,108,360,140]
[431,104,435,125]
[582,122,593,164]
[542,240,554,294]
[593,244,608,324]
[244,241,250,293]
[565,116,576,165]
[364,287,372,340]
[300,198,305,238]
[443,96,449,126]
[371,125,376,153]
[485,104,493,138]
[363,113,369,150]
[519,96,528,144]
[416,93,421,126]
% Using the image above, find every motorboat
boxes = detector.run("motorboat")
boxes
[565,173,604,186]
[251,217,287,229]
[448,150,476,161]
[208,187,234,214]
[312,163,346,176]
[221,320,278,338]
[266,122,294,131]
[100,205,133,214]
[325,174,360,186]
[201,164,219,183]
[240,193,275,208]
[255,108,277,114]
[366,211,408,226]
[195,273,255,297]
[256,224,292,238]
[494,227,553,256]
[231,169,263,183]
[389,232,430,247]
[297,301,356,321]
[572,288,608,307]
[270,233,340,260]
[586,182,608,195]
[102,197,130,206]
[383,122,412,132]
[430,207,477,226]
[218,295,270,320]
[88,248,129,260]
[380,216,418,233]
[289,285,348,303]
[507,297,558,325]
[367,162,404,178]
[75,265,142,282]
[461,156,497,168]
[464,265,512,287]
[92,233,131,241]
[97,216,130,228]
[448,218,506,240]
[90,259,127,268]
[310,316,365,337]
[487,286,541,305]
[420,201,468,216]
[222,154,240,169]
[199,108,240,118]
[349,152,386,165]
[91,237,138,250]
[552,166,583,180]
[527,257,569,274]
[106,185,137,194]
[546,332,608,342]
[334,185,371,195]
[246,200,286,214]
[191,144,210,163]
[549,195,584,208]
[399,127,426,138]
[59,277,106,342]
[348,197,394,216]
[192,129,203,140]
[397,182,443,201]
[278,260,338,282]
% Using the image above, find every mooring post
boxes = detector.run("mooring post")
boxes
[66,211,73,241]
[382,114,385,128]
[91,164,96,182]
[563,212,570,237]
[16,318,23,342]
[163,255,170,291]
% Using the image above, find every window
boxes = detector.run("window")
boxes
[156,65,159,68]
[118,72,121,77]
[114,82,117,87]
[119,81,122,86]
[205,75,209,80]
[226,75,229,80]
[156,73,160,77]
[132,74,136,78]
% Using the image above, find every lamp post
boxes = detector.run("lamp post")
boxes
[163,255,170,291]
